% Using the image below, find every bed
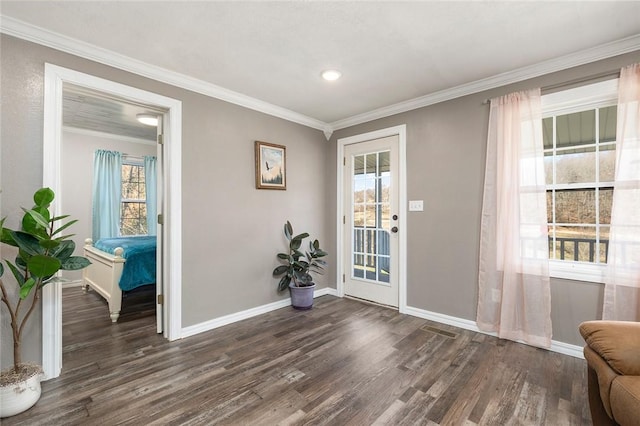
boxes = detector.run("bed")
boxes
[82,236,157,322]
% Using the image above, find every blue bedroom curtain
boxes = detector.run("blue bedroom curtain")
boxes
[92,149,122,241]
[144,156,157,236]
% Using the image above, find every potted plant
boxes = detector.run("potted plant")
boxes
[0,187,90,418]
[273,221,327,310]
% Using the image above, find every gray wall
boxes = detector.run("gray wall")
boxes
[0,34,329,369]
[330,50,640,346]
[2,32,637,372]
[60,130,157,282]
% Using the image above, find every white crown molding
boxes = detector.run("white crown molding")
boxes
[2,15,638,137]
[330,34,640,131]
[0,15,328,133]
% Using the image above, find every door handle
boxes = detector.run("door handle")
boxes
[391,226,398,233]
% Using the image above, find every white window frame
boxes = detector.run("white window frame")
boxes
[120,159,148,236]
[541,78,618,283]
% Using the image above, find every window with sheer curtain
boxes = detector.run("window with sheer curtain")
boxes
[541,79,619,283]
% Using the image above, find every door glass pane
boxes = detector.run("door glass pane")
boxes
[354,155,365,175]
[353,254,364,278]
[365,205,376,227]
[350,148,393,284]
[353,204,364,227]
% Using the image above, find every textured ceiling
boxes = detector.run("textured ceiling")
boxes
[63,85,161,141]
[2,1,640,125]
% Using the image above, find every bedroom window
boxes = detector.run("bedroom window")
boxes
[542,79,618,282]
[120,162,147,236]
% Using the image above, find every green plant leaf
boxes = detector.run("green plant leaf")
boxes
[51,219,78,236]
[277,275,291,292]
[15,256,27,270]
[293,232,309,240]
[60,256,91,271]
[284,221,293,240]
[19,277,37,299]
[290,237,303,251]
[314,249,328,258]
[277,253,290,260]
[27,255,61,278]
[34,187,55,207]
[273,265,289,276]
[51,240,75,260]
[12,231,44,256]
[22,208,49,229]
[1,226,17,246]
[22,207,51,236]
[39,239,61,250]
[6,261,26,286]
[50,214,70,222]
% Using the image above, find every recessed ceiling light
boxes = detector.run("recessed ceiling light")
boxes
[321,70,342,81]
[136,113,158,126]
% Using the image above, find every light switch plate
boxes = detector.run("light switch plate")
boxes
[409,200,424,211]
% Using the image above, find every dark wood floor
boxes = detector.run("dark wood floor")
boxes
[3,287,591,425]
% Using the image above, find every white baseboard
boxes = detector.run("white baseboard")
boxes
[181,286,337,338]
[180,290,583,359]
[403,305,584,359]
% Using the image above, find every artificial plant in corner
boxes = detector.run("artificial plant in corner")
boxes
[0,188,90,389]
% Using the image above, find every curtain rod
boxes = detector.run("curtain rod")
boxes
[482,70,621,105]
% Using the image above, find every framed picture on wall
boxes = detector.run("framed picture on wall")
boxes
[255,141,286,190]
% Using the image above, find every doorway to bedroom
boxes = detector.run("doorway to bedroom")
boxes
[60,83,164,326]
[42,64,183,380]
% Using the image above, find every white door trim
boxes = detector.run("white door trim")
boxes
[336,125,407,312]
[42,64,183,379]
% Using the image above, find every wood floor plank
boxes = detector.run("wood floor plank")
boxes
[2,288,591,425]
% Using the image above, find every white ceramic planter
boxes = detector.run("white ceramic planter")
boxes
[0,371,43,418]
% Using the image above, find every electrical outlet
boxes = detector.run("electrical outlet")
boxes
[409,200,424,211]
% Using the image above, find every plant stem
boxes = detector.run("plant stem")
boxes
[0,278,21,370]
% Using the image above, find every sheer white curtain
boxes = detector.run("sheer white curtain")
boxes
[477,89,552,349]
[604,63,640,320]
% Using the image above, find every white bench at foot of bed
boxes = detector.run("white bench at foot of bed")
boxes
[82,238,126,323]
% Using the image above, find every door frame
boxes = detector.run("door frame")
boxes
[336,125,407,312]
[42,64,183,379]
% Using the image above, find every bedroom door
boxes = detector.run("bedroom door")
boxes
[343,135,400,307]
[155,116,164,334]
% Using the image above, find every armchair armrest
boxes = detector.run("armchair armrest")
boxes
[579,321,640,376]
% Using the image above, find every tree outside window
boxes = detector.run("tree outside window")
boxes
[544,105,616,264]
[120,163,147,235]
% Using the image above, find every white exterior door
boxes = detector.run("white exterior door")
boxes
[343,135,400,307]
